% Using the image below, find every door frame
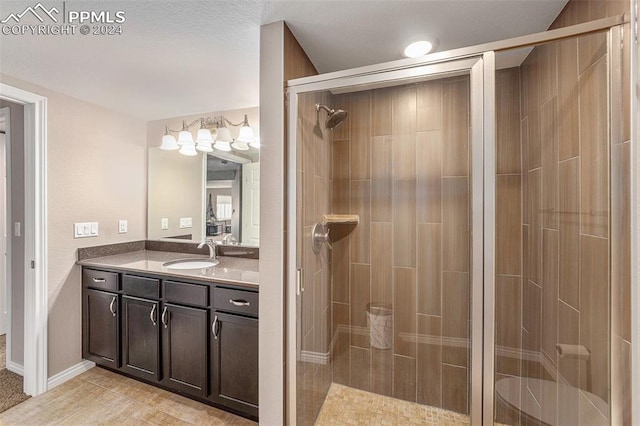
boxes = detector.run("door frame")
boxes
[0,107,11,356]
[0,83,48,396]
[285,55,492,425]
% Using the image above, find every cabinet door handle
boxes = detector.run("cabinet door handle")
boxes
[150,304,157,326]
[161,306,168,328]
[229,299,250,307]
[109,296,117,317]
[212,315,219,340]
[93,278,106,283]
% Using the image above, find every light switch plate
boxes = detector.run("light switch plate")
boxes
[74,222,99,238]
[179,217,193,229]
[14,222,21,237]
[118,220,128,234]
[161,218,169,230]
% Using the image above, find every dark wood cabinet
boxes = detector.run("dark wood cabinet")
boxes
[83,289,119,368]
[81,267,258,420]
[121,295,161,381]
[210,312,259,417]
[162,303,209,398]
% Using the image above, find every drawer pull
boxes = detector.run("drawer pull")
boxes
[229,299,250,307]
[161,306,168,328]
[150,304,157,326]
[109,296,117,317]
[93,278,106,283]
[212,315,219,340]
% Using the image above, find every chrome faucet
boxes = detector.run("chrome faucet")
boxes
[197,238,217,259]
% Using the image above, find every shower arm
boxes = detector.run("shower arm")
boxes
[316,104,333,114]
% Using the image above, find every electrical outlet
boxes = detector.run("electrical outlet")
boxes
[179,217,193,229]
[118,220,128,234]
[161,218,169,230]
[14,222,21,237]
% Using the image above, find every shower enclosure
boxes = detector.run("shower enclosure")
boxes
[286,14,630,426]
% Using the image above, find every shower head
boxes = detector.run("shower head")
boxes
[316,104,348,130]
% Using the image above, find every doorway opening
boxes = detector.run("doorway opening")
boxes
[0,83,48,400]
[0,105,30,412]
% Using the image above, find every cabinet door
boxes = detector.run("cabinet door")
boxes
[83,289,119,368]
[122,296,160,381]
[162,303,208,398]
[210,312,258,417]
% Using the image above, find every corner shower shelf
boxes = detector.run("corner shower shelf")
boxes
[323,214,359,225]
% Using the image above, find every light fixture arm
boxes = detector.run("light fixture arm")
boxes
[166,118,201,133]
[165,114,251,133]
[222,115,249,127]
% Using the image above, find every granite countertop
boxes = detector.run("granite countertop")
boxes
[77,250,259,289]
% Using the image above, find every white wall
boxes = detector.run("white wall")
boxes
[147,148,203,240]
[0,73,148,377]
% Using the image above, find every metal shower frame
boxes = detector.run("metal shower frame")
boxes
[284,13,628,425]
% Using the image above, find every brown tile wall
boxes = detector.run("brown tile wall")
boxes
[330,77,472,414]
[504,1,631,424]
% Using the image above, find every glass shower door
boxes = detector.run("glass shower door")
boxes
[287,56,491,425]
[492,26,627,425]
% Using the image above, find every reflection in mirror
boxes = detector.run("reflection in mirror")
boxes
[147,107,259,246]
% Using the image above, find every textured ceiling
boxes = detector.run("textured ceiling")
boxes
[0,0,566,120]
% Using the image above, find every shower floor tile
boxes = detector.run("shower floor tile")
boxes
[315,383,471,425]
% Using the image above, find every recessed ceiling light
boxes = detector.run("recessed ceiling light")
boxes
[403,40,434,58]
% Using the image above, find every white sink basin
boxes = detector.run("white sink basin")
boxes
[163,259,219,270]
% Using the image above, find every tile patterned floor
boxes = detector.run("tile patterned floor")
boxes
[315,383,472,426]
[0,367,256,425]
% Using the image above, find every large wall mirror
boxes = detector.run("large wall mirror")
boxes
[147,107,259,246]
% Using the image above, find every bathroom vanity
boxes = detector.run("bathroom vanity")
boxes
[78,248,259,420]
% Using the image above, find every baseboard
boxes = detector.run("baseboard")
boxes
[47,360,95,390]
[300,350,330,365]
[6,361,24,376]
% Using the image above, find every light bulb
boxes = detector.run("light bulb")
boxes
[236,125,254,143]
[160,134,179,150]
[217,127,232,142]
[214,141,232,152]
[196,141,213,152]
[196,128,212,143]
[178,130,194,145]
[179,143,198,156]
[403,40,434,58]
[231,140,249,151]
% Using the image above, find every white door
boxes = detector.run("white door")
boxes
[241,162,260,245]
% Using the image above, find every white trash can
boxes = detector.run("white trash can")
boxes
[366,303,393,349]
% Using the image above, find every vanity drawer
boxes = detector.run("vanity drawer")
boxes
[83,269,118,292]
[163,280,209,308]
[213,287,258,317]
[122,275,159,299]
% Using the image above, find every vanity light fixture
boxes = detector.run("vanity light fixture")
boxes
[159,114,258,156]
